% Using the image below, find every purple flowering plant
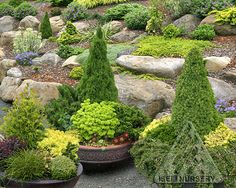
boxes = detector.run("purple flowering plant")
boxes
[215,99,236,117]
[15,51,38,66]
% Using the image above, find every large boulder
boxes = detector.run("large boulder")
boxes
[0,76,22,102]
[204,56,231,72]
[32,53,62,66]
[223,70,236,85]
[200,14,236,36]
[116,55,185,78]
[15,80,61,105]
[0,31,21,46]
[111,29,139,43]
[19,16,40,30]
[62,55,80,68]
[173,14,201,33]
[0,16,17,33]
[49,16,65,34]
[0,59,16,82]
[115,75,175,117]
[7,67,22,78]
[209,77,236,101]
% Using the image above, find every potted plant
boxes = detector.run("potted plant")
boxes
[0,90,83,188]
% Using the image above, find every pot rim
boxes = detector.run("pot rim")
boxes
[4,163,83,185]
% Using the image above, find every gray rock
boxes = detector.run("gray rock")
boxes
[0,76,22,102]
[73,21,91,32]
[7,67,22,78]
[50,16,65,34]
[225,118,236,132]
[103,21,123,34]
[173,14,201,33]
[0,16,17,33]
[0,59,16,82]
[32,53,62,65]
[62,55,80,68]
[201,14,236,36]
[116,55,185,78]
[19,16,40,30]
[111,29,139,43]
[0,31,21,46]
[204,56,231,72]
[115,75,175,117]
[209,77,236,101]
[15,79,61,105]
[223,70,236,85]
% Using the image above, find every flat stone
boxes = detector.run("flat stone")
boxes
[111,29,139,43]
[209,77,236,101]
[204,56,231,72]
[32,53,62,66]
[7,67,22,78]
[223,70,236,85]
[115,75,175,117]
[62,55,80,68]
[116,55,185,78]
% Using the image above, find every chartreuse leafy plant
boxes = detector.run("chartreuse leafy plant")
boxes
[162,24,181,39]
[5,150,45,181]
[210,7,236,26]
[50,156,76,180]
[57,44,84,59]
[37,129,80,161]
[133,36,213,58]
[171,48,223,137]
[74,0,128,8]
[77,27,118,103]
[40,12,52,39]
[71,99,120,142]
[0,89,45,149]
[69,66,84,80]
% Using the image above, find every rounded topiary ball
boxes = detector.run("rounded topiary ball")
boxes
[50,156,77,180]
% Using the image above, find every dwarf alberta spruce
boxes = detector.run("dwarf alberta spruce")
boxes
[70,99,120,141]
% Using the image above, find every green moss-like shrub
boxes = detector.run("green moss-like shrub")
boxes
[124,7,150,30]
[77,27,118,103]
[14,2,37,20]
[0,90,45,148]
[50,156,76,180]
[8,0,24,7]
[191,24,216,41]
[162,24,181,39]
[40,12,52,39]
[76,43,133,64]
[172,48,223,137]
[0,3,14,17]
[71,99,120,141]
[57,44,84,59]
[104,3,144,21]
[69,66,84,80]
[45,85,80,131]
[5,150,45,181]
[50,0,73,7]
[133,36,213,58]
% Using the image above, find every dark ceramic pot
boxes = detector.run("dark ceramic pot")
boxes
[3,163,83,188]
[78,142,133,164]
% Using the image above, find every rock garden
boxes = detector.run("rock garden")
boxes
[0,0,236,187]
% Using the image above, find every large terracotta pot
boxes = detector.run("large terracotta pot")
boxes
[2,163,83,188]
[78,142,133,164]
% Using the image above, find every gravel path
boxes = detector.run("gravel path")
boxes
[76,160,153,188]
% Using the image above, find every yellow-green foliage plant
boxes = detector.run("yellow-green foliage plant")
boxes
[38,129,80,160]
[210,7,236,26]
[73,0,128,8]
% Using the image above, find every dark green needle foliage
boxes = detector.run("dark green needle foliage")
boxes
[77,27,118,103]
[40,12,53,39]
[171,48,223,137]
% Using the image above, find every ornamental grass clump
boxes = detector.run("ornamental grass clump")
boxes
[77,27,118,103]
[171,48,223,137]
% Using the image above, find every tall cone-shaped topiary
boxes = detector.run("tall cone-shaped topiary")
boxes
[171,48,223,137]
[77,27,118,103]
[40,12,52,39]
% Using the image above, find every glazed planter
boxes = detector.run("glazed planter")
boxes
[2,163,83,188]
[78,142,133,164]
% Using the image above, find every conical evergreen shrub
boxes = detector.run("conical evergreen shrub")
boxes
[77,27,118,103]
[40,12,52,39]
[171,48,223,137]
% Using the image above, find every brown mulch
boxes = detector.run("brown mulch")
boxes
[18,64,78,86]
